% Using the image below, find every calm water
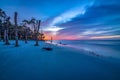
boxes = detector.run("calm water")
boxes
[54,40,120,59]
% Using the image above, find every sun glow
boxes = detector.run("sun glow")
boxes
[44,26,64,32]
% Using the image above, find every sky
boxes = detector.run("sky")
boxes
[0,0,120,40]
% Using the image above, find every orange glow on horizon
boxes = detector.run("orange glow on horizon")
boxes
[44,32,120,40]
[44,32,82,40]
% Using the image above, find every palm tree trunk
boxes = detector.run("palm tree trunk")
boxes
[25,31,28,44]
[14,12,19,47]
[35,33,38,46]
[15,28,18,46]
[0,30,1,41]
[5,28,10,45]
[35,20,40,46]
[3,29,6,42]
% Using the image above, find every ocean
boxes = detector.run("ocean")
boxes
[54,40,120,59]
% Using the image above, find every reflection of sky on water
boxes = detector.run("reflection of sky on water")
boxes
[54,40,120,59]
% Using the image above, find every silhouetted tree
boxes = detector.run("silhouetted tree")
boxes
[2,11,8,42]
[0,19,2,41]
[29,18,36,39]
[0,9,2,41]
[9,25,14,40]
[22,20,29,43]
[0,9,46,47]
[39,33,45,41]
[0,9,11,45]
[4,17,11,45]
[39,26,45,41]
[34,20,41,46]
[0,9,6,42]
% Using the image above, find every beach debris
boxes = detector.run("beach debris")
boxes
[62,44,67,45]
[42,47,53,51]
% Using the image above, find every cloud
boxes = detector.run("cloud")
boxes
[54,1,120,39]
[43,26,64,35]
[49,1,94,26]
[44,26,64,32]
[81,27,120,36]
[90,35,120,39]
[50,8,86,26]
[42,1,95,36]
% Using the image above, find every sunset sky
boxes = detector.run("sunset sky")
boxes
[0,0,120,40]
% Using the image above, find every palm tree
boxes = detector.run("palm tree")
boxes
[0,19,2,41]
[29,18,41,46]
[29,18,35,30]
[0,9,4,21]
[29,18,36,39]
[0,9,4,41]
[22,20,29,43]
[2,11,8,42]
[39,33,45,41]
[0,9,11,45]
[4,17,10,45]
[34,20,41,46]
[39,26,45,41]
[0,9,2,36]
[14,12,19,47]
[9,25,14,40]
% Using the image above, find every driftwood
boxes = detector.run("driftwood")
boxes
[42,47,53,51]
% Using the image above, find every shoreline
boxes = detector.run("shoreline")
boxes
[1,40,120,62]
[0,40,120,80]
[46,41,120,64]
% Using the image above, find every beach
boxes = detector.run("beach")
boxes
[0,40,120,80]
[1,0,120,80]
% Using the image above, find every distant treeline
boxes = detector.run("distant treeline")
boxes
[0,9,45,46]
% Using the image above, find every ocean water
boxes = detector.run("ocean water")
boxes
[54,40,120,59]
